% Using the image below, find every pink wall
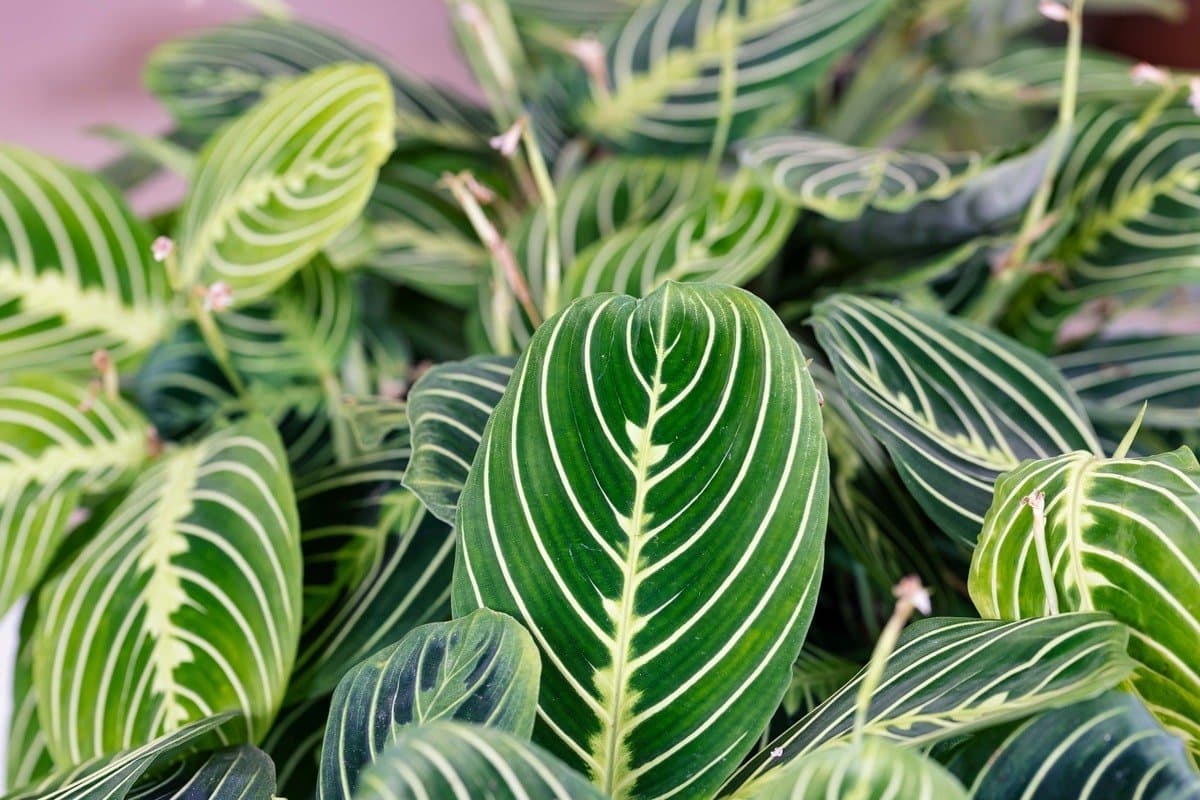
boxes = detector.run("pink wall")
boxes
[0,1,479,169]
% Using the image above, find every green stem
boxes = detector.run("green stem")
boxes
[706,8,740,179]
[520,124,563,317]
[851,596,911,749]
[191,295,248,398]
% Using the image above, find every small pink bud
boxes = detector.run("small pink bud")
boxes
[1131,63,1171,87]
[67,507,91,531]
[91,349,112,373]
[1022,490,1047,515]
[1190,78,1200,115]
[1038,0,1071,22]
[893,575,931,616]
[457,1,484,26]
[463,173,497,205]
[151,236,174,263]
[566,36,610,93]
[489,118,527,158]
[203,281,234,313]
[770,747,785,760]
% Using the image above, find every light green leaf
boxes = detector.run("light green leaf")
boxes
[454,283,829,799]
[1055,334,1200,432]
[0,376,152,614]
[318,609,541,800]
[33,415,302,764]
[725,614,1134,792]
[405,355,516,524]
[970,446,1200,753]
[217,256,358,386]
[733,737,967,800]
[944,692,1200,799]
[289,440,457,701]
[352,721,606,800]
[176,63,394,304]
[0,145,170,375]
[127,745,276,799]
[571,0,888,152]
[0,713,233,800]
[812,294,1102,544]
[7,600,54,789]
[144,17,490,147]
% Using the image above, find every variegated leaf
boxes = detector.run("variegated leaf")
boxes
[454,283,828,799]
[812,294,1102,544]
[289,434,457,701]
[732,737,967,800]
[33,416,302,764]
[970,447,1200,753]
[570,0,888,152]
[0,376,151,614]
[0,145,170,375]
[353,721,606,800]
[944,692,1200,799]
[318,609,541,800]
[144,17,490,147]
[726,614,1133,792]
[0,713,233,800]
[176,63,394,304]
[404,355,516,524]
[126,746,276,799]
[7,599,54,789]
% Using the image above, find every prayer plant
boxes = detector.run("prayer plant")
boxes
[2,0,1199,798]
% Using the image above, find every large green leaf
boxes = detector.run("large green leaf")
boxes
[1,713,233,800]
[404,355,516,524]
[725,614,1133,791]
[127,745,276,799]
[0,145,170,375]
[733,736,968,800]
[970,447,1200,753]
[454,283,829,799]
[943,692,1200,799]
[176,63,394,304]
[144,17,489,147]
[1016,104,1200,346]
[812,294,1102,544]
[33,416,302,764]
[0,376,151,614]
[352,721,606,800]
[289,442,457,701]
[318,609,541,800]
[1055,335,1200,433]
[570,0,888,152]
[217,256,358,387]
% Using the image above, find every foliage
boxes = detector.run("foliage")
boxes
[2,0,1199,798]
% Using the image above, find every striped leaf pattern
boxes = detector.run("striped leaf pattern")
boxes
[176,63,394,304]
[0,376,152,614]
[318,609,541,800]
[571,0,889,152]
[32,416,302,764]
[405,356,516,525]
[970,447,1200,752]
[7,600,54,789]
[1021,105,1200,345]
[726,614,1133,791]
[733,737,967,800]
[0,145,169,375]
[505,0,639,33]
[144,17,490,146]
[289,441,457,701]
[353,722,606,800]
[945,44,1160,110]
[944,692,1200,800]
[454,284,829,799]
[128,746,276,799]
[560,181,795,299]
[261,696,328,798]
[1055,335,1200,432]
[217,257,358,386]
[1,713,233,800]
[812,294,1102,544]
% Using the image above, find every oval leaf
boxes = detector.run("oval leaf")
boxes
[0,145,169,375]
[405,355,516,524]
[353,721,606,800]
[176,63,395,304]
[970,446,1200,753]
[318,609,541,800]
[33,415,302,764]
[726,614,1133,792]
[454,283,829,799]
[944,692,1200,799]
[0,376,151,614]
[812,294,1102,544]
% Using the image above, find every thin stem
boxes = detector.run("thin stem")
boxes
[452,1,524,127]
[190,293,248,398]
[1024,491,1061,616]
[706,8,739,178]
[520,124,563,317]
